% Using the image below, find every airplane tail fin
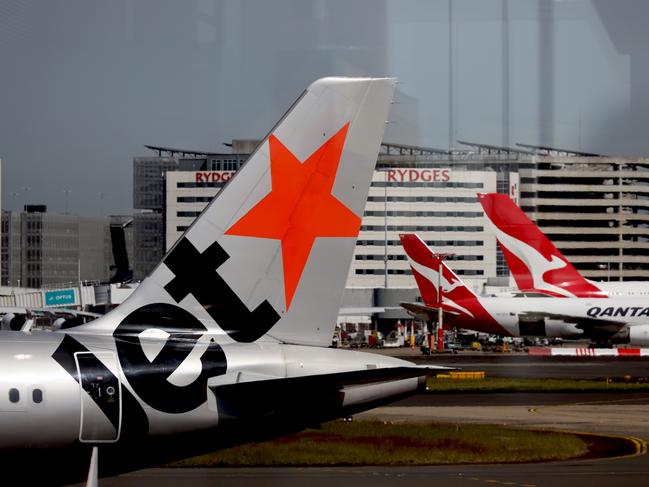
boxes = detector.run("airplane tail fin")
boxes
[478,193,604,298]
[400,233,510,335]
[84,77,396,346]
[399,233,479,313]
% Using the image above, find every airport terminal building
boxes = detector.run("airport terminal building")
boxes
[164,147,519,292]
[139,142,525,296]
[518,152,649,282]
[353,144,521,291]
[1,206,113,288]
[4,142,647,322]
[131,142,649,322]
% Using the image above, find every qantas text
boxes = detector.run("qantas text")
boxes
[587,306,649,318]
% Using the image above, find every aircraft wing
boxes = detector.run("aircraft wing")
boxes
[400,302,460,320]
[517,311,627,336]
[211,365,447,422]
[0,307,102,332]
[0,306,102,318]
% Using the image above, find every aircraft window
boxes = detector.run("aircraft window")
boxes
[9,388,19,403]
[32,388,43,404]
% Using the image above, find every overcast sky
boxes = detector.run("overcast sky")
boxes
[1,0,648,216]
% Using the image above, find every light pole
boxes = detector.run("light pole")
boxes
[384,172,388,288]
[598,262,612,282]
[375,168,390,289]
[63,189,71,214]
[435,251,454,352]
[607,261,611,282]
[21,186,30,209]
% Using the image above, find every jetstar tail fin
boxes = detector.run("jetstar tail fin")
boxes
[81,78,396,346]
[478,193,605,298]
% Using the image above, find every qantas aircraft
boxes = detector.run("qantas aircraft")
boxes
[478,192,649,297]
[400,233,649,347]
[0,78,440,485]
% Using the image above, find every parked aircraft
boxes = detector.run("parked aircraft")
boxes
[0,307,101,331]
[0,78,440,485]
[478,192,649,297]
[399,233,649,346]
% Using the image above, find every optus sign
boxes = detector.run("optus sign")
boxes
[44,289,77,307]
[386,168,451,182]
[195,171,236,183]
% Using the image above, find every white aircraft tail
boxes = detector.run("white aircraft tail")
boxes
[83,77,396,346]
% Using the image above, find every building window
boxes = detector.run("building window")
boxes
[360,225,483,232]
[372,181,484,189]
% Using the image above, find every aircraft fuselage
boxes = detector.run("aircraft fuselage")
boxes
[0,330,419,450]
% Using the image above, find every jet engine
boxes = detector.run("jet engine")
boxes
[612,325,649,345]
[629,325,649,345]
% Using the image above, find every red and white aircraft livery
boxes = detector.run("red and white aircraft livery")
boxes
[400,233,649,346]
[478,192,649,297]
[0,78,442,485]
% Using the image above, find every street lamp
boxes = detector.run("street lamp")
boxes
[434,251,454,352]
[597,262,612,282]
[605,261,612,282]
[384,171,388,288]
[21,186,30,209]
[63,189,71,214]
[375,168,391,289]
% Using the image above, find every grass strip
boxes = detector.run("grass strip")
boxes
[426,376,649,393]
[169,420,588,467]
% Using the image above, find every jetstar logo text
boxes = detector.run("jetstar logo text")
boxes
[587,306,649,318]
[386,168,451,183]
[195,171,236,183]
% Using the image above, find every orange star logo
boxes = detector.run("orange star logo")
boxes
[225,122,360,309]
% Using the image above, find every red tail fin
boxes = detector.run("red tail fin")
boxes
[478,193,604,298]
[400,234,476,310]
[399,233,509,335]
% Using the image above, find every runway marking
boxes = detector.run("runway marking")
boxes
[574,396,649,406]
[514,421,648,463]
[631,437,648,455]
[521,397,649,461]
[457,477,536,487]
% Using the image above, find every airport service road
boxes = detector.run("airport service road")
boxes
[377,350,649,379]
[395,391,649,407]
[72,459,649,487]
[358,401,649,439]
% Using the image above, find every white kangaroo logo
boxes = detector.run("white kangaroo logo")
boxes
[486,221,575,298]
[406,256,476,318]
